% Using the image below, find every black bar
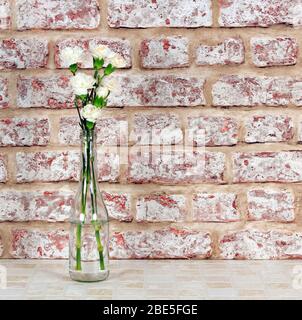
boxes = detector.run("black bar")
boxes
[0,300,300,319]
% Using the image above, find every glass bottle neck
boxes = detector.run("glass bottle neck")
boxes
[80,128,97,181]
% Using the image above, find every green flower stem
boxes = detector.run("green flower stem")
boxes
[89,131,106,271]
[75,224,82,271]
[94,225,105,270]
[74,100,83,126]
[90,154,105,271]
[75,131,90,271]
[90,187,105,271]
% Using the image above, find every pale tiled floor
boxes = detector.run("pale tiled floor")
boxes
[0,259,302,300]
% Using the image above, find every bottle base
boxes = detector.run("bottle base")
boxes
[69,270,109,282]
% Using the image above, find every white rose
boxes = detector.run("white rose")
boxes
[70,72,95,96]
[96,86,109,97]
[80,104,100,123]
[110,54,127,68]
[90,44,115,60]
[61,47,84,67]
[102,77,118,92]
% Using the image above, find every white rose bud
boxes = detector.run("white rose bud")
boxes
[80,104,101,123]
[96,86,109,97]
[102,77,118,92]
[61,47,84,67]
[110,54,127,68]
[70,72,95,96]
[90,44,115,60]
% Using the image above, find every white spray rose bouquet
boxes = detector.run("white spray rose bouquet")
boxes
[61,47,84,66]
[63,44,125,129]
[70,73,96,96]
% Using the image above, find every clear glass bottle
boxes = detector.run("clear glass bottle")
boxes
[69,128,109,282]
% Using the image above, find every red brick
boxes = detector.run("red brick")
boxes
[188,116,238,146]
[251,37,298,67]
[103,192,132,222]
[245,115,293,143]
[109,75,206,107]
[193,193,239,222]
[219,229,302,259]
[11,228,98,260]
[136,194,187,222]
[0,118,50,147]
[18,75,206,109]
[55,38,131,69]
[110,227,212,259]
[233,151,302,183]
[212,75,302,107]
[16,0,100,30]
[0,191,73,222]
[16,151,79,183]
[16,151,120,183]
[108,0,212,28]
[0,154,7,183]
[0,0,11,29]
[11,229,69,259]
[140,37,189,69]
[97,151,120,183]
[59,116,128,146]
[0,39,48,70]
[0,77,8,109]
[247,189,295,222]
[17,76,73,109]
[128,150,225,184]
[196,37,244,66]
[131,113,183,145]
[218,0,302,27]
[213,75,262,107]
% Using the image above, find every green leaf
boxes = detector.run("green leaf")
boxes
[93,57,104,70]
[86,121,95,130]
[69,63,78,75]
[104,63,116,76]
[93,95,104,108]
[76,94,87,101]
